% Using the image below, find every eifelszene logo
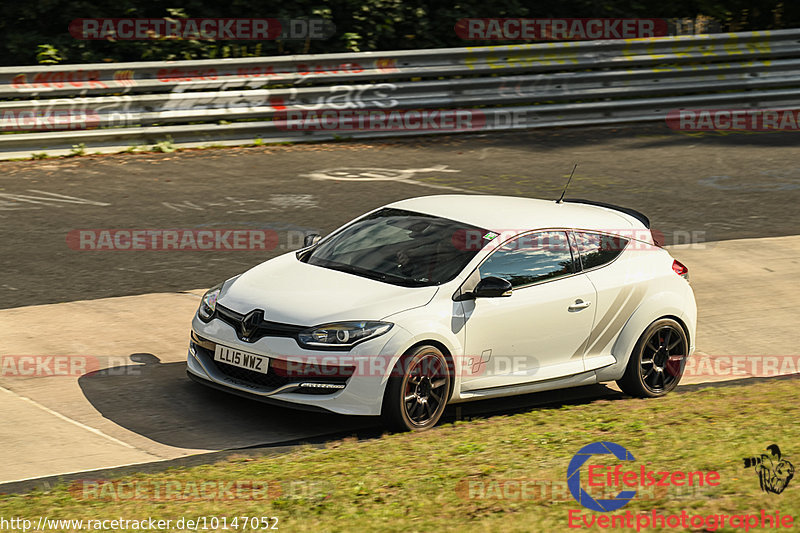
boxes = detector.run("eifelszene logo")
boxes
[568,442,637,512]
[567,441,721,512]
[744,444,795,494]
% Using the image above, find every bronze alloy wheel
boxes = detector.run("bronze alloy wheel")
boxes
[383,345,451,431]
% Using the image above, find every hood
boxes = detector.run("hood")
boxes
[218,252,438,325]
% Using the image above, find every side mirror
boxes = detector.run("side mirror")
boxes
[473,276,513,298]
[303,233,322,247]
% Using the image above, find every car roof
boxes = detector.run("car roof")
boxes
[386,195,644,233]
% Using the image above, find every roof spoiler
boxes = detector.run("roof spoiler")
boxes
[562,198,650,228]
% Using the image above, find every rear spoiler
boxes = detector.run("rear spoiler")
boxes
[563,198,650,229]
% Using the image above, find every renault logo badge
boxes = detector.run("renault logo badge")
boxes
[239,309,264,341]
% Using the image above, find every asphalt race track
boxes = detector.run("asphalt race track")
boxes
[1,122,798,489]
[1,123,798,309]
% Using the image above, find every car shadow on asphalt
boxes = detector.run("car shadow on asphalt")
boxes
[77,353,625,450]
[77,353,370,450]
[78,354,800,451]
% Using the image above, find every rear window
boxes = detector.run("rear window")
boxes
[574,232,629,270]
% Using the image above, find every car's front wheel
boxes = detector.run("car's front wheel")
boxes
[382,345,451,431]
[617,318,688,398]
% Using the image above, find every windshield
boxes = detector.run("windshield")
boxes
[300,208,491,287]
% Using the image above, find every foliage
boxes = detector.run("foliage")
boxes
[151,137,176,153]
[69,143,87,156]
[0,1,796,65]
[34,44,63,64]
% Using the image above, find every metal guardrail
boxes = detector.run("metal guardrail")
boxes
[1,29,799,158]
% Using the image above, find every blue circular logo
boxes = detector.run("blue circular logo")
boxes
[567,441,637,512]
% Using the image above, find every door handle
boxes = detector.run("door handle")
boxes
[569,299,592,311]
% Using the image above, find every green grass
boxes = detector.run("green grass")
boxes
[1,378,799,532]
[151,138,177,153]
[68,143,86,157]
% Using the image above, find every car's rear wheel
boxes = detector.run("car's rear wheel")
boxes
[382,345,451,431]
[617,318,688,398]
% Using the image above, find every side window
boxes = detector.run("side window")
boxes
[574,232,629,270]
[478,231,575,288]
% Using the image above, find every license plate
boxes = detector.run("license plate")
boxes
[214,345,270,374]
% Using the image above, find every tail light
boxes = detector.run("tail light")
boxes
[672,259,689,280]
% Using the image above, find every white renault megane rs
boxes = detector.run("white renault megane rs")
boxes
[188,195,696,431]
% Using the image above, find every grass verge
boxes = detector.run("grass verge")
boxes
[1,377,798,532]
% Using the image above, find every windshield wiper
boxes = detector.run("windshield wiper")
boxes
[315,260,432,287]
[320,262,389,282]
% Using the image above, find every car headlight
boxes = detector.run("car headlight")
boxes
[297,321,393,349]
[198,283,222,322]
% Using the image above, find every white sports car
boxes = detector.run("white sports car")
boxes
[188,195,696,431]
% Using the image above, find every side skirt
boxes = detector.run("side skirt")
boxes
[451,370,599,403]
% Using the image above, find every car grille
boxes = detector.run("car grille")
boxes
[212,358,296,389]
[191,336,353,395]
[215,304,306,343]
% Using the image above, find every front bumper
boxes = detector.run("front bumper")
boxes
[186,369,331,413]
[188,332,353,396]
[187,314,413,416]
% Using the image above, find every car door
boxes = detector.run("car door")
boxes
[459,230,597,392]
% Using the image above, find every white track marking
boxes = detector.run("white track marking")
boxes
[0,385,138,450]
[162,194,318,213]
[0,190,111,209]
[26,190,112,205]
[303,165,459,181]
[400,179,473,193]
[302,165,473,192]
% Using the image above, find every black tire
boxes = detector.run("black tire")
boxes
[617,318,688,398]
[382,345,452,431]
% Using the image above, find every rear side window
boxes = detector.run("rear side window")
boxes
[574,232,629,270]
